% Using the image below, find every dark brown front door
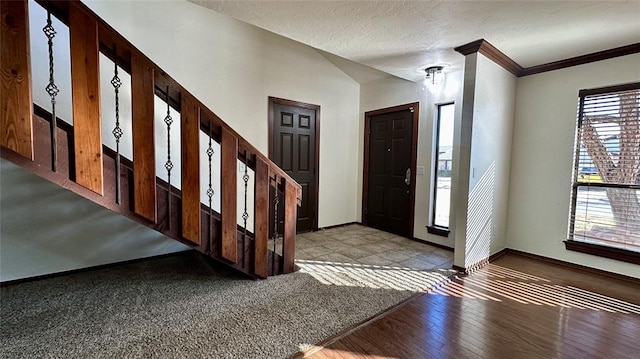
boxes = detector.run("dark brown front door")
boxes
[269,97,319,233]
[364,104,418,238]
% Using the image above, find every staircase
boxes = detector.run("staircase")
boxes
[1,0,301,278]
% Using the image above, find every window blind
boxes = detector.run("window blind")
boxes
[569,83,640,253]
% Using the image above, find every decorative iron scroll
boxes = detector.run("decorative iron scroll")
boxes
[242,151,250,267]
[111,45,123,204]
[43,12,59,172]
[206,119,214,254]
[164,86,173,230]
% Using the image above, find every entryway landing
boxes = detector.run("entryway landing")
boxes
[295,224,453,270]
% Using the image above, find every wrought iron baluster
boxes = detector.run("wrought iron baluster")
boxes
[111,45,123,204]
[164,86,174,231]
[242,151,250,268]
[206,119,214,255]
[272,174,280,272]
[43,12,59,172]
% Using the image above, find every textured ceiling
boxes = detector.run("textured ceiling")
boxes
[189,1,640,82]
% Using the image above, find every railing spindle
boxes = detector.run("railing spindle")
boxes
[242,150,250,268]
[43,12,59,171]
[206,119,214,255]
[163,86,173,231]
[111,45,122,204]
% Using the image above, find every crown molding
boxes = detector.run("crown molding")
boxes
[454,39,523,76]
[520,43,640,77]
[454,39,640,78]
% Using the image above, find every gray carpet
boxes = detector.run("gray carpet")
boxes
[1,251,453,358]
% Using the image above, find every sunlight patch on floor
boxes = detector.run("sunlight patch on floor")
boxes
[428,264,640,314]
[297,259,453,292]
[298,344,400,359]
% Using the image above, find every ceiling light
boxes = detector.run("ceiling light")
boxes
[424,66,444,86]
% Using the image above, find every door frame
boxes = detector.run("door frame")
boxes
[362,102,419,237]
[268,96,321,232]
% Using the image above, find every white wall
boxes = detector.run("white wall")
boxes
[0,160,189,282]
[454,53,517,268]
[359,71,463,248]
[469,54,517,262]
[507,53,640,278]
[82,0,361,228]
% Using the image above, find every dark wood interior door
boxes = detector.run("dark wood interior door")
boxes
[366,108,414,237]
[270,98,319,233]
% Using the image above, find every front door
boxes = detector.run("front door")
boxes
[364,104,418,237]
[269,97,319,233]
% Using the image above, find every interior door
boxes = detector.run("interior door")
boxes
[365,107,415,237]
[269,98,319,233]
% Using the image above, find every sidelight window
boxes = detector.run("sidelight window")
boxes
[428,103,455,236]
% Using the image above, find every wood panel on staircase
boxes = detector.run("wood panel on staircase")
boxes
[131,55,157,222]
[253,157,270,278]
[181,95,201,245]
[1,0,34,160]
[221,128,238,263]
[284,180,297,273]
[69,5,103,195]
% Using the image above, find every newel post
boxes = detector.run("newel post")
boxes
[283,179,297,273]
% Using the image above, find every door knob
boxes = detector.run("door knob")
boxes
[405,168,411,185]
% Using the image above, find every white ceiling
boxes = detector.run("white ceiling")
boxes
[189,1,640,82]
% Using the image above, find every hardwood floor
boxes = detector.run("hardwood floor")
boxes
[302,253,640,359]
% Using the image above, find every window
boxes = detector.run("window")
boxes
[566,83,640,264]
[428,103,454,236]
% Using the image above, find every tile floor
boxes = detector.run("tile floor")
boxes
[294,224,454,270]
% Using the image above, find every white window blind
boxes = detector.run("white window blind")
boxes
[569,83,640,253]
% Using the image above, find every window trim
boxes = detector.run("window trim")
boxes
[564,241,640,265]
[429,102,455,236]
[566,82,640,264]
[427,225,450,237]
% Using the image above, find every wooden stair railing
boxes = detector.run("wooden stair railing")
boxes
[0,0,302,278]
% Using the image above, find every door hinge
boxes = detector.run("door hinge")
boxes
[409,107,414,113]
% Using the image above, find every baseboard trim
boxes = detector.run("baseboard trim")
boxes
[501,248,640,286]
[0,250,192,287]
[318,222,359,231]
[489,248,508,262]
[411,237,454,252]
